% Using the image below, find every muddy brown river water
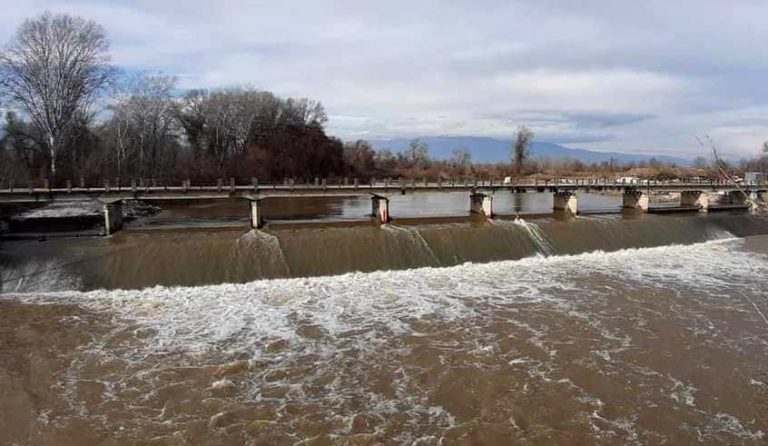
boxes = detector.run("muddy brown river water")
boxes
[1,213,768,445]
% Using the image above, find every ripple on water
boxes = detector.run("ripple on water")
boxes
[2,237,768,444]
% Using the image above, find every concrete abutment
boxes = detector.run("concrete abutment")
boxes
[553,191,578,215]
[101,199,123,235]
[680,190,709,212]
[470,192,493,218]
[623,190,649,212]
[246,196,264,229]
[371,194,390,224]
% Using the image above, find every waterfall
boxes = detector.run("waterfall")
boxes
[511,217,554,256]
[381,224,441,265]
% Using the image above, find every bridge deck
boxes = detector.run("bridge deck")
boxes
[0,182,764,202]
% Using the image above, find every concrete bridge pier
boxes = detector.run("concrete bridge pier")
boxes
[727,190,749,206]
[750,190,768,206]
[553,191,578,215]
[247,196,264,229]
[680,190,709,212]
[724,190,755,211]
[623,190,649,212]
[101,199,123,235]
[371,194,390,224]
[470,192,493,218]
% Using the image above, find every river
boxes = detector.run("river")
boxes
[1,211,767,444]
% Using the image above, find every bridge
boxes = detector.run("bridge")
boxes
[0,176,760,198]
[1,177,765,235]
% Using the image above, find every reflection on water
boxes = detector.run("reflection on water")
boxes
[129,192,624,228]
[388,191,622,218]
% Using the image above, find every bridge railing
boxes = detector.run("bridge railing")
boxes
[0,175,763,194]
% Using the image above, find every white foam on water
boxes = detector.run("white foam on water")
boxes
[510,217,554,255]
[589,410,640,444]
[238,229,291,275]
[15,199,102,219]
[0,259,81,293]
[4,236,768,442]
[11,198,160,221]
[684,413,766,441]
[668,375,697,407]
[706,227,737,241]
[6,237,766,358]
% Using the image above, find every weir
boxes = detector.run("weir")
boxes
[8,212,768,291]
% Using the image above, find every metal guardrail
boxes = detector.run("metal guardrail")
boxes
[0,177,765,198]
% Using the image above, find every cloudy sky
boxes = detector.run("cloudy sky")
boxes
[1,0,767,158]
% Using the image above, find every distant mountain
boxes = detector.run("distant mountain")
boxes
[367,136,690,166]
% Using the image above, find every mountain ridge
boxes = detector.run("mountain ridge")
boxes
[367,136,690,166]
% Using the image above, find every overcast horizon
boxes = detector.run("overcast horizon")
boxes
[1,0,767,159]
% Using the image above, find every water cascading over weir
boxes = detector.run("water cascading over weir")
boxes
[3,210,768,292]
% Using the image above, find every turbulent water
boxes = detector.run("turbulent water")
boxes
[1,214,768,444]
[3,213,768,291]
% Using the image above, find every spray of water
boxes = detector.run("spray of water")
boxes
[511,217,554,255]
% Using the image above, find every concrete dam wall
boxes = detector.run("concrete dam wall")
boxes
[2,212,768,292]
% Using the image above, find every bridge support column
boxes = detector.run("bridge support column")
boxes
[371,194,390,224]
[470,192,493,218]
[101,199,123,236]
[248,197,264,229]
[553,191,578,215]
[727,190,749,206]
[623,190,649,212]
[681,190,709,212]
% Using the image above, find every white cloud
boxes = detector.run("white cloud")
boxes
[1,0,767,156]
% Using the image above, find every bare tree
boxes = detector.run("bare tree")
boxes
[691,156,709,170]
[105,72,178,176]
[175,87,335,177]
[696,135,761,209]
[343,140,376,177]
[512,126,534,176]
[203,88,260,175]
[407,139,430,168]
[281,98,328,128]
[451,146,472,171]
[177,87,271,176]
[0,12,114,179]
[107,96,132,177]
[0,111,47,181]
[374,149,397,172]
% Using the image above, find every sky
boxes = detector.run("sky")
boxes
[1,0,767,158]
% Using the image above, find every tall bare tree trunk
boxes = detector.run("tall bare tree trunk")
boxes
[48,134,57,179]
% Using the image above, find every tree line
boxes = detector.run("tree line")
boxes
[2,12,766,188]
[0,12,346,186]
